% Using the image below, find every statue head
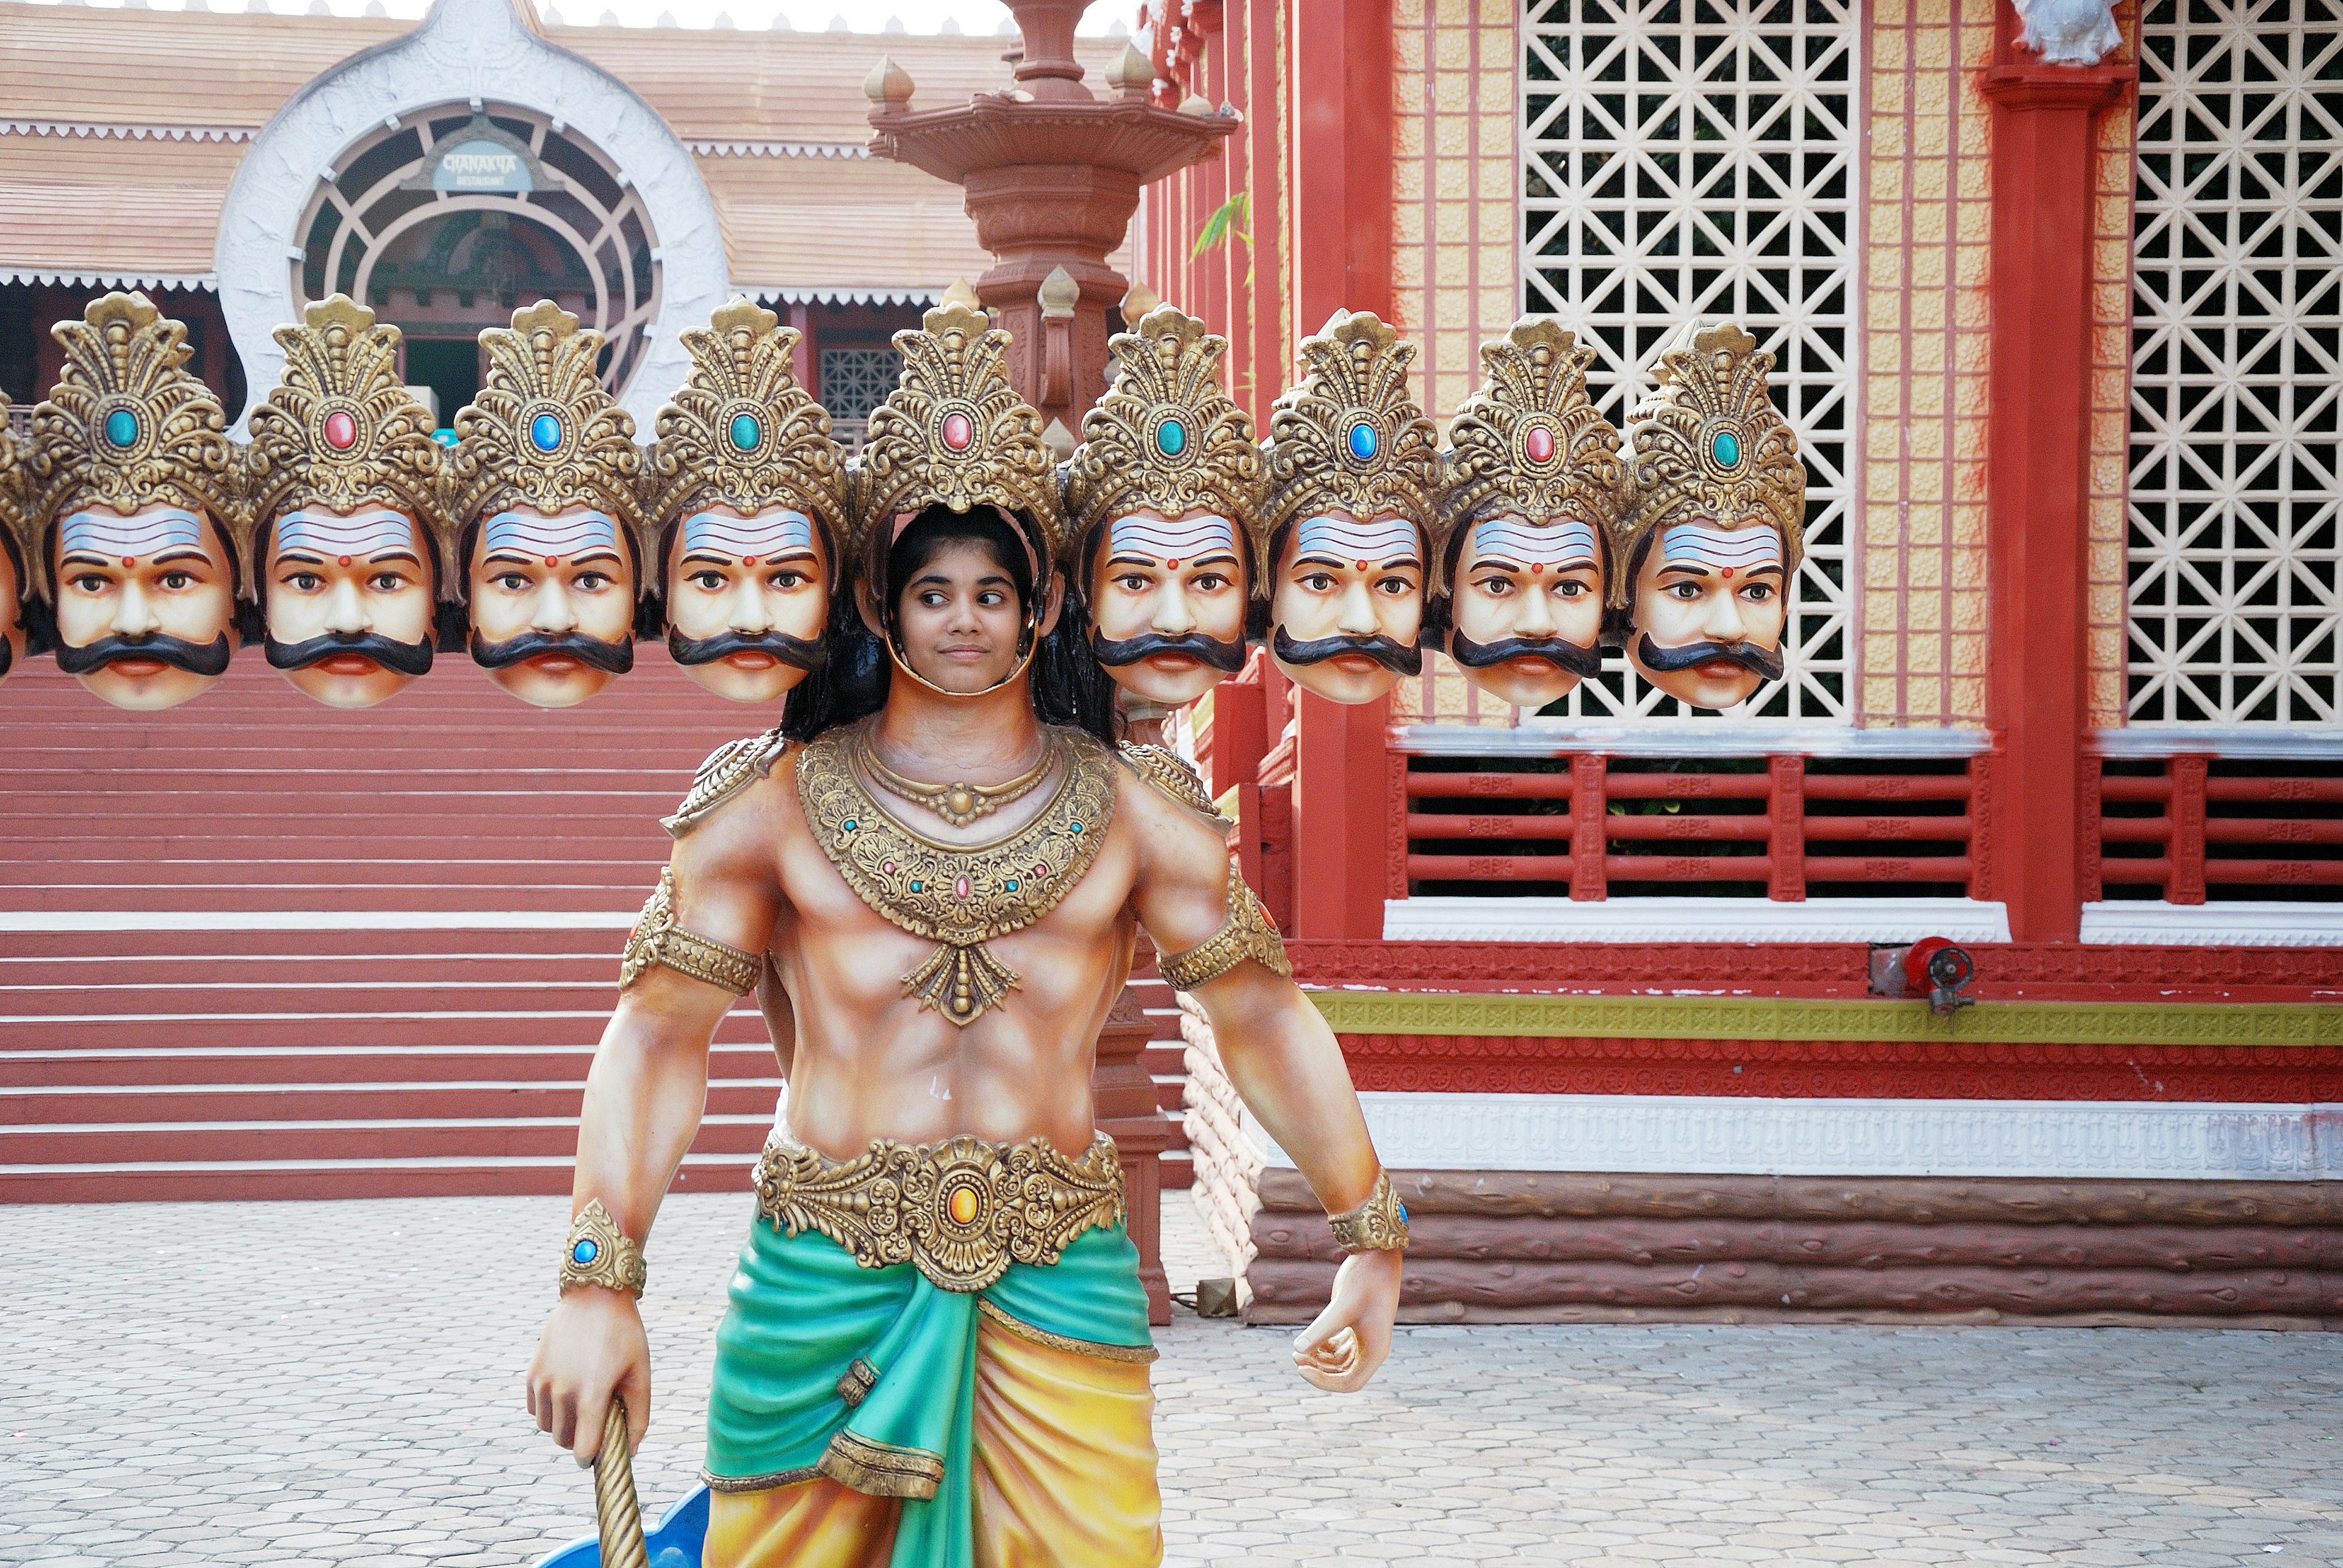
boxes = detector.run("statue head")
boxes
[30,292,242,711]
[1259,311,1441,707]
[450,302,644,708]
[1065,304,1261,710]
[646,298,846,704]
[1435,318,1625,710]
[243,295,454,710]
[1614,322,1806,712]
[0,430,31,685]
[853,299,1070,705]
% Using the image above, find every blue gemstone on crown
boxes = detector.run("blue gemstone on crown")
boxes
[530,412,564,453]
[103,408,139,448]
[1347,421,1378,462]
[730,412,762,453]
[572,1239,599,1265]
[1711,430,1741,468]
[1156,418,1187,457]
[1004,879,1018,891]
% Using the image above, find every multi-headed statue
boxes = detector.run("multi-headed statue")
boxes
[1614,322,1806,712]
[1258,310,1441,706]
[1437,318,1625,711]
[451,301,646,709]
[526,300,1406,1568]
[27,292,244,711]
[243,295,456,710]
[645,298,849,705]
[1064,303,1262,716]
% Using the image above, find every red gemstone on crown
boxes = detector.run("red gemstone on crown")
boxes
[323,410,359,450]
[941,412,974,450]
[1524,423,1556,464]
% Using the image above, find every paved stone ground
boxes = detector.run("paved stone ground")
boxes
[4,1192,2340,1567]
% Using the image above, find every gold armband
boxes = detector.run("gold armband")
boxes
[561,1199,647,1296]
[1327,1171,1411,1254]
[1157,859,1292,991]
[620,867,761,995]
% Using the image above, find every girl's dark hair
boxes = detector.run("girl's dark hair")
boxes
[783,503,1117,743]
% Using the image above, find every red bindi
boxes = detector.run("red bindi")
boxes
[544,555,559,567]
[1166,558,1180,569]
[1355,559,1369,570]
[121,556,135,567]
[338,555,353,567]
[1530,563,1544,574]
[743,556,758,567]
[1721,566,1735,578]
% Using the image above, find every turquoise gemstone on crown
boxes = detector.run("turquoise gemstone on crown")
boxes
[1711,430,1741,468]
[1156,418,1187,457]
[730,412,762,453]
[530,412,563,453]
[1347,421,1378,461]
[103,408,138,448]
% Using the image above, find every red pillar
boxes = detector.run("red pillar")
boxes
[1979,24,2131,943]
[1286,0,1395,940]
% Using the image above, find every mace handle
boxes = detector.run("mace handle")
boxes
[594,1397,650,1568]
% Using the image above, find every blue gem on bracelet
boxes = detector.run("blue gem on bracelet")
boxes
[572,1239,600,1265]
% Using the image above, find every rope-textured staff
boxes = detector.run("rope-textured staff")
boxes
[595,1397,649,1568]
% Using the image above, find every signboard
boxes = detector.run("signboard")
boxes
[430,139,533,194]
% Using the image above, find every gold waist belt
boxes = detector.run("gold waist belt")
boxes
[754,1127,1126,1293]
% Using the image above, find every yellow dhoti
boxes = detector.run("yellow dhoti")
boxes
[708,1311,1161,1567]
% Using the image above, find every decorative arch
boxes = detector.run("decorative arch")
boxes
[214,0,729,433]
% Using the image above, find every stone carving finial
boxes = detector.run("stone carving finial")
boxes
[2012,0,2121,66]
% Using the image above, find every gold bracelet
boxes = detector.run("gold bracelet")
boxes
[560,1199,647,1296]
[1158,860,1292,991]
[1326,1171,1410,1253]
[620,868,761,996]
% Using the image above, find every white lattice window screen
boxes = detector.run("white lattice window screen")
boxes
[1520,0,1855,721]
[2128,0,2342,726]
[820,347,904,423]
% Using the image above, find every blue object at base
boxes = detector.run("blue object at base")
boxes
[532,1483,708,1568]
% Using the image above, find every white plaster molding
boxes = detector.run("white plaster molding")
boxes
[0,911,637,932]
[214,0,730,433]
[686,140,869,159]
[1,121,254,142]
[2091,725,2343,761]
[2012,0,2122,67]
[1243,1093,2343,1181]
[1396,723,1992,758]
[0,268,217,292]
[743,285,945,307]
[1384,895,2012,944]
[2081,901,2343,948]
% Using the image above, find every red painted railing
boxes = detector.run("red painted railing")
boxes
[2093,754,2343,902]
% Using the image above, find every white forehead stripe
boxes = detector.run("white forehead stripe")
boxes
[1471,517,1600,570]
[682,509,816,559]
[1108,513,1241,560]
[1294,514,1420,564]
[60,508,204,558]
[1660,524,1783,572]
[482,509,620,558]
[278,509,417,558]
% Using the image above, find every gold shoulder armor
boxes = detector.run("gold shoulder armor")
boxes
[621,868,763,996]
[1119,743,1234,830]
[1158,859,1292,991]
[663,728,789,838]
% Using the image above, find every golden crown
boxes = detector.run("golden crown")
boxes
[1613,321,1806,607]
[243,295,458,600]
[0,428,31,595]
[449,301,642,538]
[644,297,849,560]
[1065,304,1263,574]
[1259,310,1441,564]
[26,292,240,600]
[1437,317,1626,592]
[853,301,1064,566]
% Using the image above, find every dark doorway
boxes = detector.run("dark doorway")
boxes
[402,337,481,435]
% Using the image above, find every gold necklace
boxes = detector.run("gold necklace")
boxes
[852,726,1060,829]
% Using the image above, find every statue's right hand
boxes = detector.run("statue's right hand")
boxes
[527,1287,650,1469]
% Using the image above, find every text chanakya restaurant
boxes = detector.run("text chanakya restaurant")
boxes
[1,0,2338,1325]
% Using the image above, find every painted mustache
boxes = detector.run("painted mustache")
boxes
[467,629,636,674]
[266,630,435,677]
[1448,628,1602,680]
[56,631,234,678]
[667,627,826,672]
[1090,628,1250,674]
[1634,633,1785,682]
[1272,627,1423,677]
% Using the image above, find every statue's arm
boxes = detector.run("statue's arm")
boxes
[1125,785,1404,1391]
[528,775,785,1464]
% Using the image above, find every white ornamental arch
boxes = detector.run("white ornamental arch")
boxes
[214,0,730,433]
